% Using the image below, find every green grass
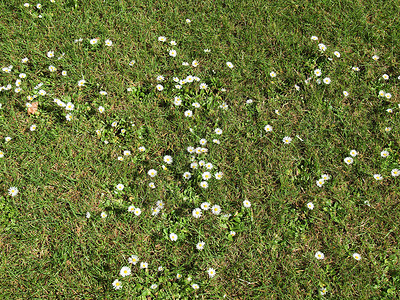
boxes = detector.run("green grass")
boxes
[0,0,399,298]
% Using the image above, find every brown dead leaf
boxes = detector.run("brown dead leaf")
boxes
[28,102,38,115]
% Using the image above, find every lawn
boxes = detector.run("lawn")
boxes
[0,0,399,298]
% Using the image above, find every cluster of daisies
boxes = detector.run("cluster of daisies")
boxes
[343,149,399,180]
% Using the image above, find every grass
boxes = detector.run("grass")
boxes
[0,0,399,298]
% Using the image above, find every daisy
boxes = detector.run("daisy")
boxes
[182,62,189,66]
[90,38,99,45]
[295,84,300,91]
[30,124,37,131]
[61,70,67,76]
[352,66,360,71]
[315,251,325,260]
[192,102,201,108]
[373,174,383,181]
[204,49,211,53]
[192,208,202,218]
[22,57,29,63]
[128,205,135,213]
[0,150,4,158]
[148,169,157,177]
[186,18,191,23]
[86,212,91,218]
[343,91,349,97]
[170,40,176,45]
[128,255,139,265]
[170,233,178,241]
[387,109,393,113]
[230,231,236,236]
[156,200,165,209]
[65,114,73,121]
[129,60,135,66]
[382,74,389,80]
[48,65,56,72]
[381,150,389,158]
[320,287,327,296]
[98,106,105,113]
[134,208,142,216]
[220,102,229,110]
[150,284,158,289]
[215,128,223,135]
[316,179,325,187]
[190,162,198,169]
[205,163,213,170]
[307,202,314,210]
[152,207,161,216]
[65,102,74,111]
[283,136,292,144]
[117,156,124,161]
[243,200,251,208]
[350,150,358,157]
[196,241,205,250]
[176,273,182,279]
[199,139,207,146]
[140,262,148,269]
[158,36,166,42]
[264,125,273,132]
[318,43,327,51]
[105,39,112,46]
[77,79,86,87]
[184,110,193,117]
[192,283,199,290]
[101,212,107,218]
[344,157,354,165]
[120,266,131,277]
[372,55,379,61]
[169,49,177,57]
[391,169,399,177]
[156,84,164,91]
[200,181,208,189]
[323,77,331,84]
[199,83,208,90]
[215,172,223,180]
[211,205,221,215]
[149,182,155,189]
[270,71,276,78]
[311,36,318,41]
[161,155,172,165]
[183,172,192,179]
[47,51,54,58]
[158,266,163,271]
[321,174,330,180]
[116,184,124,191]
[333,51,340,58]
[202,172,212,180]
[38,89,46,96]
[173,96,182,106]
[353,253,361,261]
[207,268,216,278]
[201,202,210,210]
[8,187,19,197]
[192,60,199,67]
[112,279,122,290]
[226,62,234,69]
[138,146,146,152]
[385,93,392,99]
[156,75,164,82]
